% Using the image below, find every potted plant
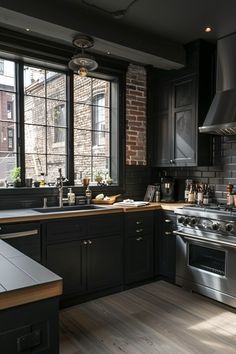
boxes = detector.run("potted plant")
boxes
[11,167,21,187]
[94,171,103,185]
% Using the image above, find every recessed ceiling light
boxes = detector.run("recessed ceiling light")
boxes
[204,26,213,33]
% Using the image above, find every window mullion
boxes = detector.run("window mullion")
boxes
[17,61,25,185]
[68,72,74,184]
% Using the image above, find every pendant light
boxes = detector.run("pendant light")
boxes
[69,35,98,77]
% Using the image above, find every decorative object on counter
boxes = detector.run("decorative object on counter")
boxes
[154,185,161,202]
[114,199,149,207]
[39,173,46,187]
[34,180,40,187]
[184,179,192,202]
[67,188,75,206]
[144,185,156,202]
[11,166,21,187]
[226,183,234,206]
[85,184,92,204]
[160,176,175,202]
[75,195,87,205]
[82,176,90,187]
[94,171,103,185]
[25,177,33,187]
[92,194,121,205]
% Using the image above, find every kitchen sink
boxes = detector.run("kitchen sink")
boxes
[33,204,104,213]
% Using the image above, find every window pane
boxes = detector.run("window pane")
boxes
[0,92,16,121]
[92,132,110,156]
[74,129,91,155]
[92,79,110,108]
[24,96,46,125]
[0,152,17,180]
[74,104,92,130]
[25,125,46,154]
[0,59,15,92]
[74,155,91,182]
[25,154,46,178]
[93,105,110,132]
[24,66,45,97]
[74,76,92,103]
[47,127,66,154]
[0,121,17,153]
[46,71,66,100]
[47,100,66,127]
[47,155,66,183]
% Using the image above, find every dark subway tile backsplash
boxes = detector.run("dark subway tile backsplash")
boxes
[153,136,236,203]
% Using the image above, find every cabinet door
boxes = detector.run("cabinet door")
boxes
[86,234,123,291]
[46,241,86,296]
[171,76,197,166]
[155,211,176,283]
[125,234,153,284]
[153,81,171,166]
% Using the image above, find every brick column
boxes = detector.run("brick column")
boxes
[126,64,146,165]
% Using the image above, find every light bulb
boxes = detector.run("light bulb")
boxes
[79,67,88,77]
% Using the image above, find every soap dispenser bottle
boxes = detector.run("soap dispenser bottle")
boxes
[68,188,75,205]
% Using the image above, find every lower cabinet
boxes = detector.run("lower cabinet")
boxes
[0,298,59,354]
[45,214,123,300]
[125,211,154,284]
[155,210,176,283]
[46,241,85,295]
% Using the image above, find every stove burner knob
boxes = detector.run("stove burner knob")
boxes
[212,223,220,231]
[190,218,197,226]
[225,223,233,232]
[184,217,191,225]
[178,216,185,224]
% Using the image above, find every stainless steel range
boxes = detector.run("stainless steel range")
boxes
[174,205,236,308]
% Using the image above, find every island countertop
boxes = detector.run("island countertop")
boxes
[0,240,62,310]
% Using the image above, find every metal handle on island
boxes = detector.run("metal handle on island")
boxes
[136,228,143,233]
[165,219,172,223]
[0,229,38,239]
[136,236,143,241]
[165,231,172,235]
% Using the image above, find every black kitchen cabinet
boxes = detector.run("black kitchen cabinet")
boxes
[155,211,176,283]
[149,40,215,167]
[125,211,154,284]
[0,298,59,354]
[0,222,41,262]
[45,213,123,300]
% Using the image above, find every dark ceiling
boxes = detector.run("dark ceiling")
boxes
[0,0,236,69]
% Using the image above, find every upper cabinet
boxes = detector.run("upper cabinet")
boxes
[148,40,215,167]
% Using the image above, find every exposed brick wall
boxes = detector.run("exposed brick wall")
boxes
[126,64,147,166]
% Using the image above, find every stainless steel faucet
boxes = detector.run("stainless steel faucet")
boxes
[57,168,64,208]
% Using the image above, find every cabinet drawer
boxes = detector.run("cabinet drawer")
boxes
[125,211,154,236]
[87,214,123,236]
[46,218,87,243]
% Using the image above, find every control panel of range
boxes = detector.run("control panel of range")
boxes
[177,215,235,234]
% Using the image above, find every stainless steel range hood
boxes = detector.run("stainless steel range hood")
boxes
[199,33,236,135]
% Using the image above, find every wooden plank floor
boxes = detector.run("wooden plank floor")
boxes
[59,281,236,354]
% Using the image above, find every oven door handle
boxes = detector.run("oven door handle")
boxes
[173,230,236,249]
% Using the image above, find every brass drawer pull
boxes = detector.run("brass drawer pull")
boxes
[136,228,143,233]
[88,240,92,245]
[136,236,143,241]
[165,231,172,235]
[165,219,172,223]
[136,221,142,225]
[83,240,88,245]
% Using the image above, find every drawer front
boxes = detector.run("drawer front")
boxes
[87,214,123,236]
[125,211,154,237]
[46,218,87,243]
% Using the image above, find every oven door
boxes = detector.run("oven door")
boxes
[174,230,236,305]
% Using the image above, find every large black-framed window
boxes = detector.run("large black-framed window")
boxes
[0,57,124,187]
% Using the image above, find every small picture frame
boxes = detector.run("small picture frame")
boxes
[144,185,156,202]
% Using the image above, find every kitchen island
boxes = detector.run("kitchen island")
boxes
[0,240,62,354]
